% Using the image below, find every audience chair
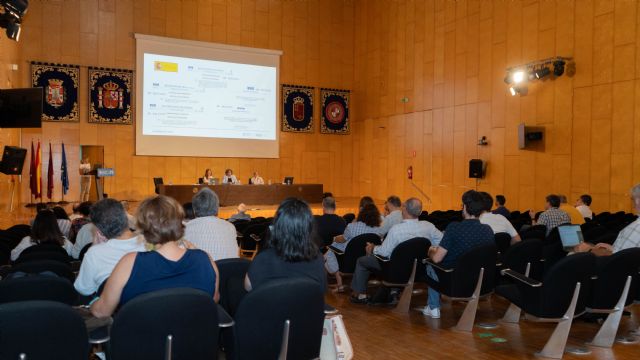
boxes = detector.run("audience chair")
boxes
[110,288,221,360]
[500,239,543,283]
[374,237,431,313]
[216,258,251,316]
[494,232,512,260]
[0,275,77,305]
[496,252,596,359]
[0,242,9,266]
[582,225,608,244]
[584,248,640,348]
[239,223,269,259]
[0,300,89,360]
[342,213,355,224]
[79,243,92,261]
[423,243,497,332]
[522,224,546,240]
[8,260,75,282]
[328,233,382,275]
[231,278,324,360]
[0,224,31,249]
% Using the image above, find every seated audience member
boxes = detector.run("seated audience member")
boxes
[315,197,347,248]
[91,195,220,318]
[245,198,326,292]
[69,201,93,242]
[350,198,443,303]
[222,168,239,184]
[323,192,334,199]
[120,200,137,231]
[492,194,511,219]
[249,171,264,185]
[182,202,196,222]
[575,194,594,220]
[184,188,238,261]
[74,199,146,296]
[69,203,83,221]
[325,202,379,292]
[576,184,640,255]
[229,203,252,223]
[52,206,72,238]
[71,222,107,259]
[479,192,521,244]
[359,196,375,210]
[379,195,403,236]
[421,190,494,318]
[11,210,74,261]
[559,195,585,225]
[529,194,571,236]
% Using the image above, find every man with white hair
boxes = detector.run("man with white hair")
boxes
[185,188,239,260]
[229,203,251,223]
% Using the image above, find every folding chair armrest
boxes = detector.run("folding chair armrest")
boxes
[501,269,542,287]
[374,254,390,262]
[249,234,262,242]
[217,304,234,328]
[422,258,454,273]
[328,246,344,255]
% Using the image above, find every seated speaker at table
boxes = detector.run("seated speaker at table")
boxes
[249,171,264,185]
[222,169,239,184]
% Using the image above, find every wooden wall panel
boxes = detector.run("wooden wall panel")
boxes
[352,0,639,213]
[6,0,355,204]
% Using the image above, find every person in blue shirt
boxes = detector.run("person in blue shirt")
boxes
[491,194,511,219]
[420,190,494,319]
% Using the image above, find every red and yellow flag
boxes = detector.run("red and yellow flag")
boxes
[35,141,42,198]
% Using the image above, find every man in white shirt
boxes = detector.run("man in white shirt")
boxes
[479,192,521,244]
[250,171,265,185]
[575,194,594,220]
[185,188,239,261]
[379,195,403,237]
[350,198,443,303]
[74,199,146,296]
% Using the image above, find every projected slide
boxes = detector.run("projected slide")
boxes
[142,53,276,140]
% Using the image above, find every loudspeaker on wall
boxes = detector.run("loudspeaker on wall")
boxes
[469,159,484,179]
[0,146,27,175]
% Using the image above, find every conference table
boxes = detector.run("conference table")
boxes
[158,183,324,206]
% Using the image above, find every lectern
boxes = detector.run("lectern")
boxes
[94,168,114,201]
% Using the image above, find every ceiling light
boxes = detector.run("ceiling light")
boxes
[509,86,517,96]
[553,60,565,76]
[512,71,525,84]
[535,66,551,79]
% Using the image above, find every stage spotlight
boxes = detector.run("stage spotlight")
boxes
[512,70,525,84]
[553,60,565,76]
[504,74,511,84]
[0,0,28,41]
[509,85,528,97]
[509,86,517,96]
[535,66,551,79]
[565,60,576,77]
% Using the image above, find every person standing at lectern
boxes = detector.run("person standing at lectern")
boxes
[79,157,92,202]
[222,169,239,184]
[249,171,264,185]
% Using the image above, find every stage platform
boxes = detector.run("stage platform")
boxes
[0,197,370,229]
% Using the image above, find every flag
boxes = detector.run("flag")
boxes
[29,140,36,198]
[35,141,42,199]
[47,142,54,200]
[61,142,69,195]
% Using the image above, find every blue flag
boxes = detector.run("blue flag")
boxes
[61,142,69,195]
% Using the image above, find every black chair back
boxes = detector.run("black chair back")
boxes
[590,248,640,309]
[110,288,219,360]
[339,233,382,273]
[450,243,497,297]
[216,258,251,316]
[0,276,77,305]
[342,213,355,223]
[233,278,324,360]
[381,237,431,284]
[79,243,92,261]
[494,232,512,257]
[8,260,75,282]
[501,239,543,281]
[153,177,164,194]
[241,223,269,252]
[0,241,9,265]
[0,300,89,360]
[538,252,596,318]
[522,225,546,240]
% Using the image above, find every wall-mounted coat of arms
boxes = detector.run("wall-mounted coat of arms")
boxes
[89,67,133,124]
[31,62,80,122]
[320,88,349,134]
[282,84,314,133]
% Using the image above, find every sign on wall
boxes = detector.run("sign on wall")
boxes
[88,67,134,125]
[31,62,80,122]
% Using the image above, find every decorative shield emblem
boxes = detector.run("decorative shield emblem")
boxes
[46,79,65,107]
[293,96,305,121]
[324,101,345,124]
[98,81,124,109]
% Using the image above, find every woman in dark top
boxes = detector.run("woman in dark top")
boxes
[91,195,219,317]
[245,198,326,292]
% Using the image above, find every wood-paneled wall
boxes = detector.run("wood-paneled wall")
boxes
[352,0,639,214]
[1,0,355,205]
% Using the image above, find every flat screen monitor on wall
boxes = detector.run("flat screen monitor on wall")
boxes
[135,34,282,158]
[518,123,544,149]
[0,88,43,128]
